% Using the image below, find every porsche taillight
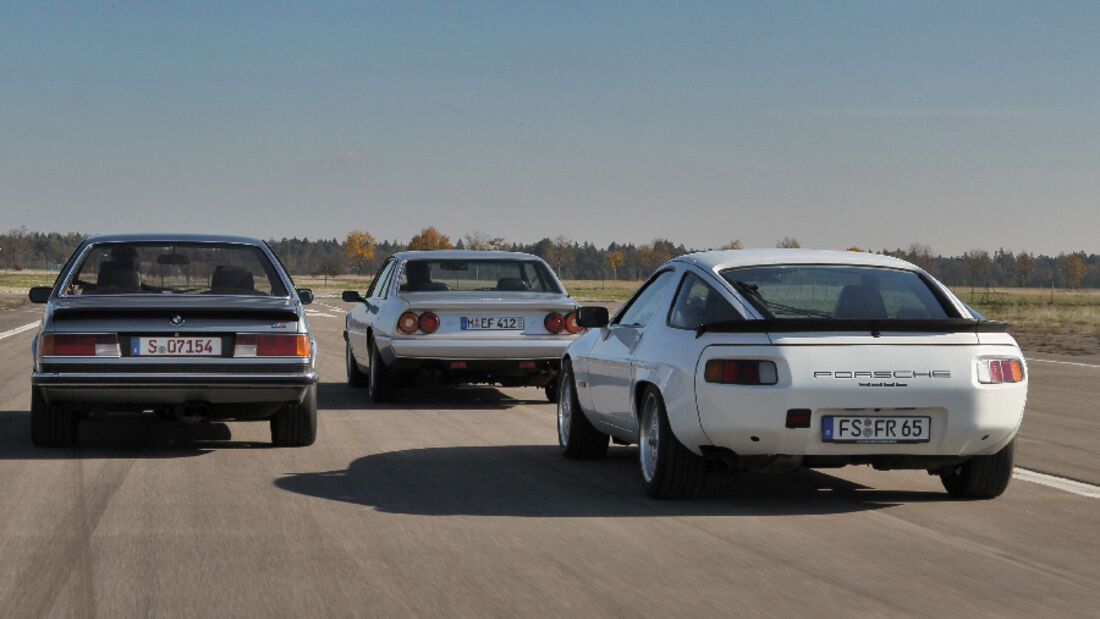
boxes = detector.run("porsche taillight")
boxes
[41,333,120,357]
[977,358,1024,384]
[704,359,778,385]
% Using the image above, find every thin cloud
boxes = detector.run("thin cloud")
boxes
[798,107,1053,120]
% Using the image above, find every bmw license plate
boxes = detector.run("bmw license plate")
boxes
[133,337,222,356]
[822,415,930,443]
[461,316,524,330]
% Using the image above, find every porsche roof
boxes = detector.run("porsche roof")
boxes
[674,249,920,272]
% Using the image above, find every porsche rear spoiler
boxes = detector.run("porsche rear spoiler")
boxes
[695,318,1009,338]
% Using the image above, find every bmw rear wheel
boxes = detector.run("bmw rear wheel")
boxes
[638,385,705,499]
[29,386,78,447]
[270,384,317,447]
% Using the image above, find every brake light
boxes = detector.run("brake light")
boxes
[234,334,310,357]
[704,359,778,385]
[397,312,420,334]
[418,312,440,334]
[564,311,584,334]
[545,312,565,334]
[41,333,120,357]
[977,358,1024,384]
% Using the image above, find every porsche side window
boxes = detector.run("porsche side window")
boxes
[616,270,675,327]
[668,273,742,330]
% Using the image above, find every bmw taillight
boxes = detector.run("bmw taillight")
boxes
[544,312,565,334]
[977,358,1024,384]
[41,334,120,357]
[704,359,778,385]
[234,334,310,357]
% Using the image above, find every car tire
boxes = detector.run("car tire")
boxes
[544,379,559,404]
[368,339,397,403]
[557,360,608,459]
[940,438,1015,499]
[30,386,78,447]
[270,384,318,447]
[346,341,368,388]
[638,385,706,499]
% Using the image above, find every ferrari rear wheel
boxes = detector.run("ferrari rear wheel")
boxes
[346,341,368,388]
[368,339,397,403]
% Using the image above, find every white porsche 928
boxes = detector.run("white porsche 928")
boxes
[558,249,1027,500]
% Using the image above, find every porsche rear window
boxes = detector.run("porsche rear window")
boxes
[398,260,561,293]
[64,243,288,296]
[720,265,953,320]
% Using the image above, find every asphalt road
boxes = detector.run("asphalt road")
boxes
[0,298,1097,617]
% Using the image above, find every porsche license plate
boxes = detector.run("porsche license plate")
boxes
[133,337,222,356]
[461,316,525,330]
[822,415,930,444]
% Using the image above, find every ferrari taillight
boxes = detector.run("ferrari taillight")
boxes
[544,312,565,334]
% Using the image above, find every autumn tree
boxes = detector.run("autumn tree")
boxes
[1015,252,1036,287]
[342,230,375,274]
[463,230,508,251]
[776,237,801,248]
[846,246,863,252]
[723,240,744,250]
[605,250,624,279]
[1059,253,1086,288]
[408,227,453,250]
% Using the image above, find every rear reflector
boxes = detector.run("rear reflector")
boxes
[42,333,120,357]
[518,361,535,369]
[704,359,778,385]
[786,409,812,428]
[977,358,1024,384]
[234,334,310,357]
[449,361,467,369]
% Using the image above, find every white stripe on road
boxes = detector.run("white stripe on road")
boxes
[0,322,38,341]
[1026,358,1100,369]
[1014,468,1100,499]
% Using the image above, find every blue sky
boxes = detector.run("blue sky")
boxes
[2,1,1097,255]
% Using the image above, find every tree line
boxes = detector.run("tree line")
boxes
[2,226,1097,288]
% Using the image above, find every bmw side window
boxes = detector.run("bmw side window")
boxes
[616,270,675,327]
[668,273,742,330]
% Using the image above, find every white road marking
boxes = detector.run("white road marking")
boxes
[305,310,336,318]
[0,322,38,341]
[1025,358,1100,369]
[1013,468,1100,499]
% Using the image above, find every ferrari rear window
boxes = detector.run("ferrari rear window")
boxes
[398,260,562,293]
[64,242,288,296]
[720,265,954,320]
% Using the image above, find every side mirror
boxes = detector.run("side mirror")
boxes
[296,288,314,305]
[29,287,52,303]
[341,290,364,303]
[576,306,609,328]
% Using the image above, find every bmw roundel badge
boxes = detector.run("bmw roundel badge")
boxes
[170,315,185,326]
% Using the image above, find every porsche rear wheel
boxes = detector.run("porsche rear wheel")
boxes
[940,438,1015,499]
[638,385,705,499]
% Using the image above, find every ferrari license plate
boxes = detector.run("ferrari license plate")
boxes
[822,415,930,443]
[133,337,222,356]
[461,316,525,330]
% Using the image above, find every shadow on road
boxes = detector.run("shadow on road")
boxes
[0,410,264,459]
[275,444,950,517]
[318,381,547,412]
